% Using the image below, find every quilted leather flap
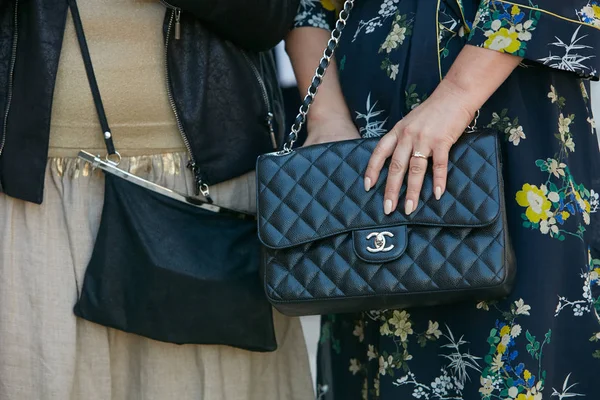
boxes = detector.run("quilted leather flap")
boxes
[256,130,502,250]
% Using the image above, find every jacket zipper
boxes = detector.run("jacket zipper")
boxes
[160,0,181,39]
[0,0,19,165]
[241,52,278,150]
[162,4,211,199]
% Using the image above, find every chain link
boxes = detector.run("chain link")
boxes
[283,0,355,152]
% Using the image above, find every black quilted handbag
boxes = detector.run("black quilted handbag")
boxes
[255,0,516,316]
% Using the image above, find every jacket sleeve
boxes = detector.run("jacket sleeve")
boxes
[466,0,600,79]
[165,0,300,52]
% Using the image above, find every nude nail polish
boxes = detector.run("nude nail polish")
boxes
[384,199,393,215]
[405,199,414,215]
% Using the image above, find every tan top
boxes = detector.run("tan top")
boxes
[48,0,186,158]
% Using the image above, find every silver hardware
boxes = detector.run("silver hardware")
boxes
[466,109,480,133]
[105,151,121,165]
[174,9,181,40]
[283,0,355,152]
[78,151,253,216]
[104,131,112,140]
[411,151,428,159]
[199,183,210,197]
[366,231,395,253]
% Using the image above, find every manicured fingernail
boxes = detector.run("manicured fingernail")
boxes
[384,199,393,215]
[364,177,372,192]
[405,199,414,215]
[435,186,442,200]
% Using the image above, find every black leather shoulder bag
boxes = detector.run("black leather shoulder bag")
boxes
[68,0,276,351]
[255,0,516,316]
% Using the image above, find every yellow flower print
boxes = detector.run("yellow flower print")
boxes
[484,28,521,53]
[523,369,532,381]
[517,394,534,400]
[516,184,551,223]
[497,343,507,354]
[562,211,570,221]
[584,200,591,214]
[500,325,511,336]
[594,4,600,19]
[511,5,521,16]
[320,0,337,11]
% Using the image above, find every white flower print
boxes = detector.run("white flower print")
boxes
[556,250,599,320]
[367,344,378,361]
[352,1,399,41]
[389,64,399,80]
[547,159,567,178]
[511,324,522,338]
[491,19,502,31]
[588,116,597,134]
[590,189,599,212]
[381,24,407,53]
[548,85,558,103]
[559,113,572,135]
[379,0,400,17]
[514,298,531,315]
[378,355,394,376]
[508,125,526,145]
[540,217,559,235]
[306,12,330,29]
[490,353,504,373]
[412,386,427,399]
[349,359,361,375]
[426,320,442,339]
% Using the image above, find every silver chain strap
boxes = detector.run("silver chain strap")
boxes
[283,0,355,152]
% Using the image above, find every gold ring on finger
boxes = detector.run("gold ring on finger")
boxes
[411,151,428,159]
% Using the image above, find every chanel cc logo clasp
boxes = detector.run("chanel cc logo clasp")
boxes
[366,231,395,253]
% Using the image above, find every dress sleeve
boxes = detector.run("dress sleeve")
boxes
[294,0,338,31]
[466,0,600,79]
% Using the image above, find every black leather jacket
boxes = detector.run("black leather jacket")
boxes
[0,0,298,204]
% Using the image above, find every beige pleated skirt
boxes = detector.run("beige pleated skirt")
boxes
[0,153,314,400]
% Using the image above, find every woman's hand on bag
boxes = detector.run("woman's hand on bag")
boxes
[363,45,521,216]
[303,116,362,147]
[364,80,475,216]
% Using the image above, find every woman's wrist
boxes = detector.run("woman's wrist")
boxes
[433,45,522,120]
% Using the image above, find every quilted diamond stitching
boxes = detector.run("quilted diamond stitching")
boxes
[258,131,512,311]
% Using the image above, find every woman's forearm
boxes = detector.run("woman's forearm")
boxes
[433,45,522,118]
[285,27,352,126]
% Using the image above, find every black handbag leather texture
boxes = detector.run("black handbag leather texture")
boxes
[75,174,277,351]
[256,130,516,316]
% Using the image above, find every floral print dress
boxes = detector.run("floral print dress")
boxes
[295,1,600,399]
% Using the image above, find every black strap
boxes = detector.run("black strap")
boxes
[67,0,116,155]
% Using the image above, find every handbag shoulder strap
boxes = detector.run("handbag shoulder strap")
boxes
[67,0,117,157]
[285,0,355,151]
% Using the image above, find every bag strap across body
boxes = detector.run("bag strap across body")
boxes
[67,0,254,219]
